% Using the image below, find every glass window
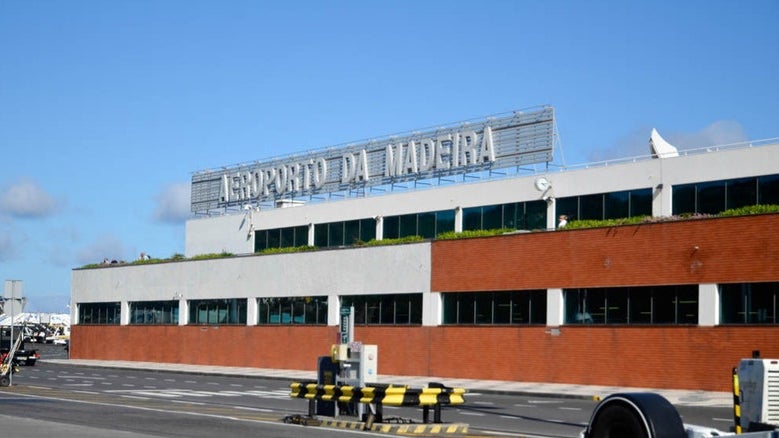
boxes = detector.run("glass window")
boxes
[604,191,629,219]
[294,225,309,247]
[727,178,757,209]
[556,197,579,221]
[267,229,280,249]
[720,282,778,324]
[342,294,423,325]
[399,214,417,238]
[474,293,493,324]
[435,210,455,235]
[130,300,179,325]
[189,299,247,325]
[482,204,503,230]
[565,285,697,325]
[78,302,121,325]
[314,223,328,247]
[580,194,604,220]
[383,216,400,239]
[672,183,696,215]
[630,188,653,217]
[502,203,518,229]
[280,227,294,248]
[606,289,628,324]
[677,287,698,324]
[528,291,546,324]
[524,200,547,230]
[759,174,779,205]
[628,289,652,324]
[441,291,546,325]
[326,222,342,246]
[344,220,360,245]
[494,292,512,324]
[359,218,376,243]
[697,181,727,214]
[462,207,482,231]
[255,230,268,251]
[418,212,436,238]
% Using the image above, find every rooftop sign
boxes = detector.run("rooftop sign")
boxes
[191,106,555,212]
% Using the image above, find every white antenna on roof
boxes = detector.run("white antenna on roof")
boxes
[649,128,679,158]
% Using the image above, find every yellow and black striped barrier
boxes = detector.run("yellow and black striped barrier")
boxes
[732,367,742,435]
[289,381,466,426]
[290,381,465,407]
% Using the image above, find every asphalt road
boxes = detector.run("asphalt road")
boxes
[1,344,737,437]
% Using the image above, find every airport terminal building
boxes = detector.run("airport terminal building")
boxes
[70,107,779,392]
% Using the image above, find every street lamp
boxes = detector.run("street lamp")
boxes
[4,280,22,386]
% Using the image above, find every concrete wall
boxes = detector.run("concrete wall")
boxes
[73,243,431,305]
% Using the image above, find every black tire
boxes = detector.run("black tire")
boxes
[25,359,36,366]
[588,402,649,438]
[0,375,9,387]
[586,393,686,438]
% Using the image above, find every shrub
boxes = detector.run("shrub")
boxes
[258,245,317,254]
[362,235,426,246]
[436,228,516,240]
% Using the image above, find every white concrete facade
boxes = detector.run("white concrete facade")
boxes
[185,143,779,258]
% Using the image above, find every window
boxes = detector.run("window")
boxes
[78,302,121,325]
[720,282,778,324]
[557,188,652,222]
[189,299,247,325]
[462,201,547,232]
[672,174,779,216]
[564,285,697,325]
[130,300,179,324]
[383,210,455,239]
[341,294,422,325]
[758,174,779,205]
[255,225,308,251]
[258,296,328,324]
[441,291,546,324]
[313,218,376,247]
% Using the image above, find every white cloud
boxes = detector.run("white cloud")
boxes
[76,234,128,265]
[153,182,191,224]
[0,179,59,218]
[586,120,749,163]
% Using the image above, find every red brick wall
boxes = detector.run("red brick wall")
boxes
[432,214,779,290]
[70,214,779,392]
[71,324,778,392]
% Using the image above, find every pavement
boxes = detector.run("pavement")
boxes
[41,358,733,408]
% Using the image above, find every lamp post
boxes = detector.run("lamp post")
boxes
[4,280,22,386]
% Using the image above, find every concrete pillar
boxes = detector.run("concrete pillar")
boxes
[375,216,384,240]
[454,206,463,232]
[546,288,565,327]
[178,298,188,326]
[246,297,258,326]
[698,283,719,326]
[424,292,442,326]
[120,301,130,325]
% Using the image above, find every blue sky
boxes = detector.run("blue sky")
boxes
[1,1,777,313]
